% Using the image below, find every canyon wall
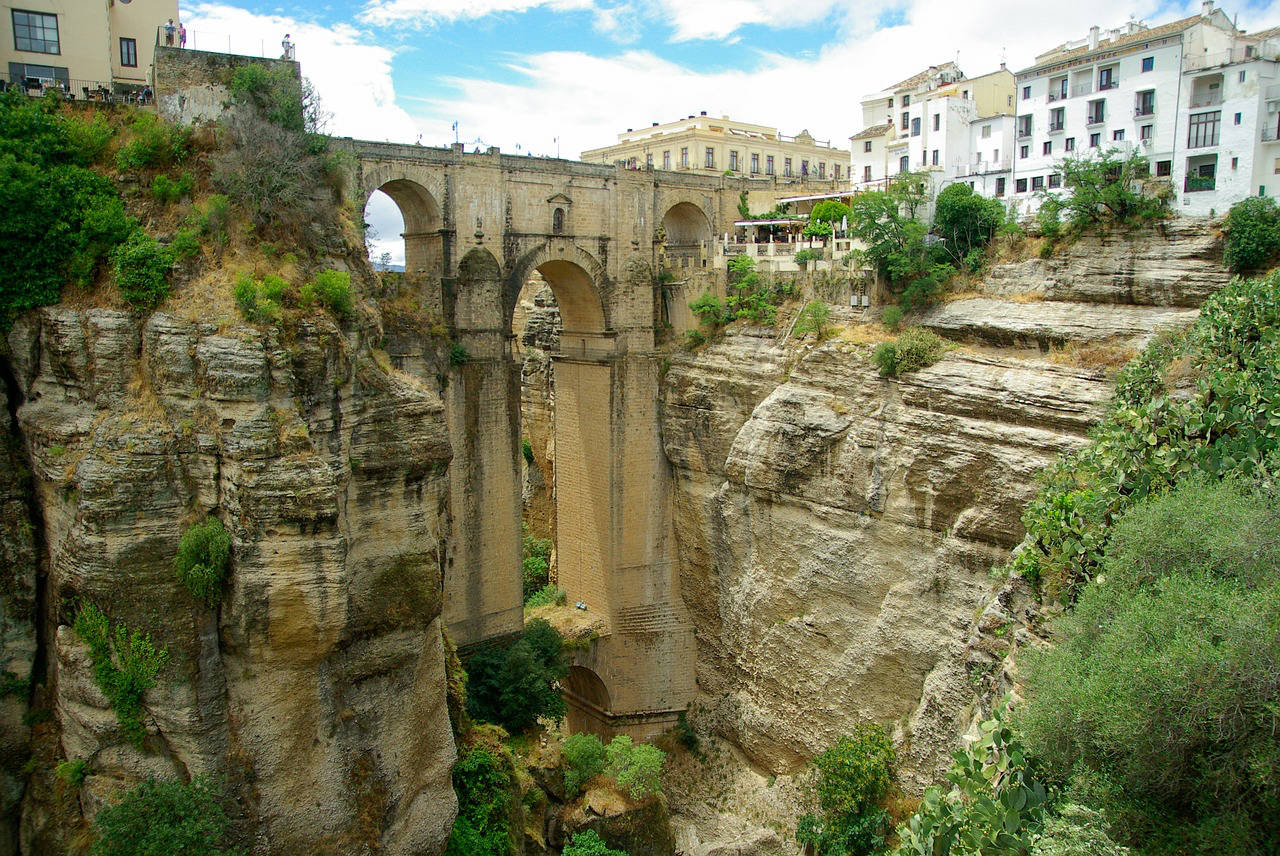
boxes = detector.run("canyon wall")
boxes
[3,279,459,854]
[660,221,1230,792]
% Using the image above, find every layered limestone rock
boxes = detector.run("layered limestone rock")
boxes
[513,278,561,541]
[7,296,457,854]
[660,224,1225,806]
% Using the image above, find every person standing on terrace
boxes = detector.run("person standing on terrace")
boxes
[164,19,175,46]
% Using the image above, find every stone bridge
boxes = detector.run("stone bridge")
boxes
[340,139,817,735]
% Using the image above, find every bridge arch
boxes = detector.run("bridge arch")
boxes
[360,168,447,277]
[505,243,612,340]
[565,665,613,738]
[661,201,713,246]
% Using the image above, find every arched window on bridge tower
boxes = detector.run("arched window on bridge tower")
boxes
[552,207,565,234]
[660,202,712,271]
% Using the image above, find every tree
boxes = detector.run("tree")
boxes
[793,300,834,341]
[1223,196,1280,273]
[810,200,851,225]
[563,830,628,856]
[464,618,568,732]
[933,182,1004,266]
[797,724,896,856]
[1054,148,1167,227]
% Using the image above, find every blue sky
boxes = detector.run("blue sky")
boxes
[180,0,1280,261]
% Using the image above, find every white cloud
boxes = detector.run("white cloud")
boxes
[183,3,420,141]
[359,0,593,27]
[643,0,851,41]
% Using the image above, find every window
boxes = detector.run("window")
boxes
[1015,177,1028,193]
[1017,114,1032,137]
[1234,112,1242,125]
[801,159,809,176]
[1087,99,1105,124]
[996,177,1006,196]
[552,208,565,233]
[888,97,894,108]
[1156,159,1172,176]
[1099,66,1117,90]
[1240,70,1247,82]
[1065,137,1075,151]
[1031,175,1045,191]
[931,149,938,165]
[899,155,909,173]
[680,147,688,168]
[1048,173,1062,189]
[1020,144,1029,159]
[645,153,653,168]
[1188,110,1220,148]
[834,164,841,180]
[751,152,759,173]
[902,94,910,106]
[981,124,991,138]
[1043,140,1052,155]
[120,37,137,67]
[818,162,826,178]
[1142,56,1154,72]
[1090,132,1101,148]
[1049,107,1065,131]
[933,113,940,131]
[992,148,999,161]
[1008,94,1013,107]
[901,111,909,130]
[705,147,715,168]
[784,158,792,176]
[1022,85,1031,99]
[12,9,59,54]
[1232,156,1239,169]
[1141,124,1153,141]
[729,150,739,171]
[864,140,873,152]
[662,151,670,170]
[1275,158,1280,174]
[1136,90,1155,116]
[911,117,921,136]
[863,165,872,182]
[1051,77,1068,101]
[766,155,774,175]
[1113,129,1125,141]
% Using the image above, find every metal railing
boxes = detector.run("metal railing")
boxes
[1071,82,1095,97]
[1048,122,1065,132]
[1048,90,1067,102]
[1184,175,1216,192]
[1098,80,1119,91]
[1135,106,1156,117]
[1184,46,1254,71]
[155,26,282,58]
[0,73,151,103]
[1086,114,1105,125]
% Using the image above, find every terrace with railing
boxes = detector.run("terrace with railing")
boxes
[0,72,151,104]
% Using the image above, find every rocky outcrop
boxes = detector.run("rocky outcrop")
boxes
[6,298,457,854]
[659,223,1228,807]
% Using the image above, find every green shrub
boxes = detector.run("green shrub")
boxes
[521,437,534,465]
[1055,148,1167,227]
[934,182,1005,261]
[794,248,822,264]
[1034,805,1131,856]
[90,777,235,856]
[605,735,664,800]
[169,227,201,261]
[1012,271,1280,598]
[873,328,947,377]
[893,710,1049,856]
[73,602,169,748]
[810,200,851,225]
[151,171,195,204]
[801,220,833,239]
[0,669,29,699]
[1223,196,1280,273]
[115,113,189,172]
[797,724,895,856]
[300,269,351,318]
[524,584,566,609]
[522,556,549,600]
[881,305,903,330]
[112,230,172,311]
[0,92,132,324]
[689,293,727,327]
[1015,481,1280,854]
[190,195,231,247]
[446,746,512,856]
[233,274,281,324]
[793,300,833,341]
[62,113,115,165]
[449,343,469,366]
[175,518,231,608]
[464,618,567,732]
[683,328,706,349]
[563,829,628,856]
[563,733,607,798]
[55,758,87,788]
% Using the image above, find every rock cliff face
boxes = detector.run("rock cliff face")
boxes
[659,222,1226,799]
[4,289,458,854]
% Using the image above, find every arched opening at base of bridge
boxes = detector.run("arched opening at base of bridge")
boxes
[447,244,696,741]
[660,202,712,271]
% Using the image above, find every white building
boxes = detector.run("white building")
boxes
[1010,2,1248,214]
[850,63,1015,196]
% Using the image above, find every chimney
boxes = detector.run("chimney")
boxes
[1089,25,1100,50]
[1201,0,1213,18]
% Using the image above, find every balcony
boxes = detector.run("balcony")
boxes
[1263,127,1280,142]
[1098,80,1119,91]
[1071,82,1094,97]
[1189,94,1223,108]
[1086,114,1105,126]
[1184,45,1254,71]
[1135,106,1155,118]
[1184,175,1216,192]
[1048,122,1065,133]
[1048,91,1066,102]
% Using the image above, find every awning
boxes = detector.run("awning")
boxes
[774,190,857,204]
[733,219,805,226]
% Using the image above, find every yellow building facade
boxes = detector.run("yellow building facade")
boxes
[3,0,178,92]
[582,112,849,183]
